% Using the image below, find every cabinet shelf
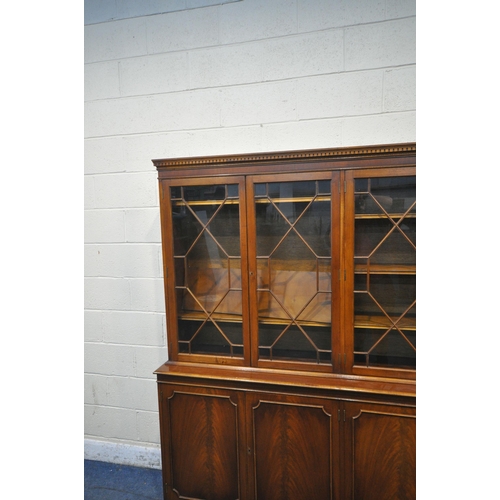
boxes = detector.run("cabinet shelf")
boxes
[178,311,330,329]
[179,260,414,275]
[355,212,416,219]
[172,199,240,206]
[178,312,242,324]
[172,196,333,207]
[255,195,331,204]
[177,258,329,270]
[354,264,416,275]
[355,314,415,331]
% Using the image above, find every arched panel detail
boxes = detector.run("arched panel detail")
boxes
[168,391,241,500]
[351,410,416,500]
[252,399,332,500]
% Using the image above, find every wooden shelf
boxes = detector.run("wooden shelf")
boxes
[178,311,330,329]
[171,199,240,206]
[354,264,416,275]
[172,195,331,207]
[174,258,330,273]
[178,312,243,324]
[355,212,416,219]
[255,195,331,204]
[178,312,416,331]
[177,260,413,274]
[355,314,415,331]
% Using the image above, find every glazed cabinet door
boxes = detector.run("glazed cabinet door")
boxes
[246,392,340,500]
[246,172,342,373]
[343,167,416,379]
[159,177,251,366]
[341,401,416,500]
[158,384,249,500]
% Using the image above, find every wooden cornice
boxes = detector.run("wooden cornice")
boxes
[152,142,416,170]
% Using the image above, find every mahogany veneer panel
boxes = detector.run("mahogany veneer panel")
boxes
[350,409,416,500]
[168,391,240,500]
[252,397,332,500]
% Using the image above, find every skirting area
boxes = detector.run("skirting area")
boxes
[84,439,162,470]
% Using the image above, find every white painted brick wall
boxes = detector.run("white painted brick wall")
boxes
[190,43,264,88]
[119,52,190,96]
[263,30,344,81]
[107,377,159,412]
[384,66,416,112]
[148,8,220,53]
[84,0,416,463]
[345,17,416,70]
[85,210,126,243]
[220,80,297,127]
[84,0,240,25]
[84,61,120,101]
[124,208,162,242]
[84,244,162,278]
[219,0,297,43]
[85,278,132,310]
[85,17,148,63]
[262,118,342,152]
[92,172,159,208]
[102,311,164,346]
[85,310,104,342]
[85,405,139,441]
[297,71,383,119]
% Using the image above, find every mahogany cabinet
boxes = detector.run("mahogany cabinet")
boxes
[154,144,416,499]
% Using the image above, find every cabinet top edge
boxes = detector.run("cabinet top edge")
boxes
[154,361,416,397]
[152,143,416,170]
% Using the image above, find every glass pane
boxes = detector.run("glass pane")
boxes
[318,258,332,293]
[178,320,243,356]
[213,289,243,319]
[354,328,415,369]
[254,179,332,364]
[298,292,332,324]
[227,184,238,198]
[258,324,317,362]
[294,201,331,257]
[272,325,318,361]
[257,291,290,321]
[172,207,203,256]
[353,175,416,370]
[355,177,416,214]
[208,203,241,257]
[255,201,289,256]
[355,219,416,265]
[171,184,243,358]
[354,274,416,316]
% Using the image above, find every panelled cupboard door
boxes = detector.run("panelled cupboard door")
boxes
[342,401,416,500]
[158,384,248,500]
[247,392,339,500]
[343,167,416,380]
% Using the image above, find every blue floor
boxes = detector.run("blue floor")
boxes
[84,460,163,500]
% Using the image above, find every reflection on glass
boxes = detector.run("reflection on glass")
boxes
[171,184,243,357]
[353,176,416,369]
[255,180,332,364]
